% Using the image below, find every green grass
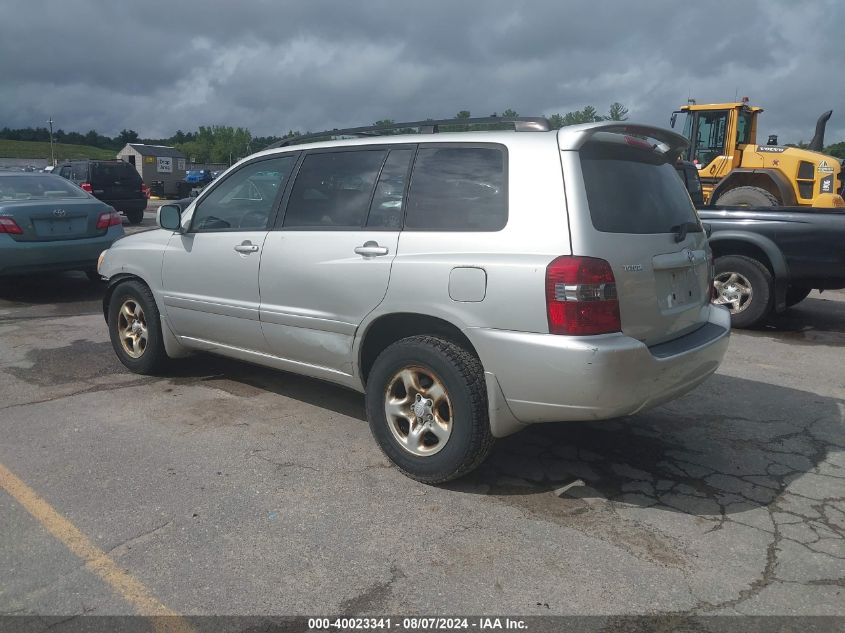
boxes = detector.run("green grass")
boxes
[0,139,116,161]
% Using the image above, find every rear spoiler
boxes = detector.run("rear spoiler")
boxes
[557,121,689,158]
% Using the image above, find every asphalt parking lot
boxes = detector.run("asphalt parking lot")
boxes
[1,221,843,622]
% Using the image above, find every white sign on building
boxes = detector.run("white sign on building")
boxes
[157,156,173,173]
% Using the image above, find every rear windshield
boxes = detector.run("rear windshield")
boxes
[0,174,88,200]
[91,162,140,184]
[580,142,698,234]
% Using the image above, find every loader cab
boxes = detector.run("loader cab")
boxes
[671,102,760,178]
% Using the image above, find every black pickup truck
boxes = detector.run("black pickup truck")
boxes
[676,161,845,328]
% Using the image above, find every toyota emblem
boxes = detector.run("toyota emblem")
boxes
[53,209,67,217]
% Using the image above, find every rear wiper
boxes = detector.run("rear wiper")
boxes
[671,221,702,243]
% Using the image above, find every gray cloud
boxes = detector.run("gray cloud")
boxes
[2,0,842,144]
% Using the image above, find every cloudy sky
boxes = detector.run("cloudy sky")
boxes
[2,0,842,144]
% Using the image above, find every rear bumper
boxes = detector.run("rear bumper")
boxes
[0,228,123,276]
[101,198,147,214]
[470,306,731,436]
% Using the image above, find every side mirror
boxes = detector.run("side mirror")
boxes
[670,112,677,128]
[703,222,712,238]
[157,204,182,231]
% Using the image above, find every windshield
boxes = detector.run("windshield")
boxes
[0,174,88,200]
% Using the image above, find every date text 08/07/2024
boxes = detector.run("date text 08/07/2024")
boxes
[307,617,528,631]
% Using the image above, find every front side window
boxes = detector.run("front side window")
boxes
[283,150,386,229]
[405,146,507,231]
[191,156,296,232]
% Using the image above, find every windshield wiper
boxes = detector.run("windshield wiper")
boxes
[671,221,702,243]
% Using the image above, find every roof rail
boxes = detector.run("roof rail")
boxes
[267,116,551,149]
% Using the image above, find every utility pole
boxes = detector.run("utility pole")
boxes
[47,117,55,166]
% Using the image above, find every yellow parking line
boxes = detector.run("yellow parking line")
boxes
[0,461,196,633]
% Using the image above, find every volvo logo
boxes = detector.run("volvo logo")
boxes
[687,249,696,263]
[53,209,67,217]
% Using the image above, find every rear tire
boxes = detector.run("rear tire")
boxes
[126,209,145,225]
[108,280,168,375]
[365,335,494,484]
[713,255,774,328]
[786,285,813,307]
[715,186,779,207]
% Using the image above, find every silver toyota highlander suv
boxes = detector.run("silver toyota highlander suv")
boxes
[98,117,730,483]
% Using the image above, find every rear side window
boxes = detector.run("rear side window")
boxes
[284,150,386,229]
[366,148,413,229]
[405,146,507,231]
[580,143,698,234]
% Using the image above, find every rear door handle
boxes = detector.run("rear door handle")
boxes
[234,241,259,254]
[354,241,389,257]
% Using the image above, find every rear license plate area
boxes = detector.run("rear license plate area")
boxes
[657,269,699,310]
[33,218,86,236]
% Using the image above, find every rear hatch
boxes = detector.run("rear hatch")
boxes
[563,127,712,346]
[91,161,142,201]
[0,174,115,242]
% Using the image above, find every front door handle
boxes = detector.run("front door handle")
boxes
[354,241,389,258]
[234,241,259,254]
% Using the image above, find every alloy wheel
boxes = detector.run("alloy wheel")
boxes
[384,366,453,456]
[713,271,753,314]
[117,299,148,358]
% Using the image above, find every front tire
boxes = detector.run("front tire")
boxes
[108,280,168,374]
[365,335,494,484]
[713,255,774,328]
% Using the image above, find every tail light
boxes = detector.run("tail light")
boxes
[80,182,93,193]
[141,183,150,198]
[545,256,621,335]
[96,210,122,230]
[0,217,23,234]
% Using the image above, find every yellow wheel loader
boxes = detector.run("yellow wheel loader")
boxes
[670,99,844,208]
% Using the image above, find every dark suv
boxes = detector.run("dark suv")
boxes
[56,160,147,224]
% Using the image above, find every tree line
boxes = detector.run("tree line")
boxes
[5,103,845,163]
[1,104,627,163]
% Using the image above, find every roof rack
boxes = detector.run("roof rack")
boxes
[267,116,551,149]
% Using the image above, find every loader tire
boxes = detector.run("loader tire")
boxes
[715,186,779,207]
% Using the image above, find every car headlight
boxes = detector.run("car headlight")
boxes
[97,250,107,273]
